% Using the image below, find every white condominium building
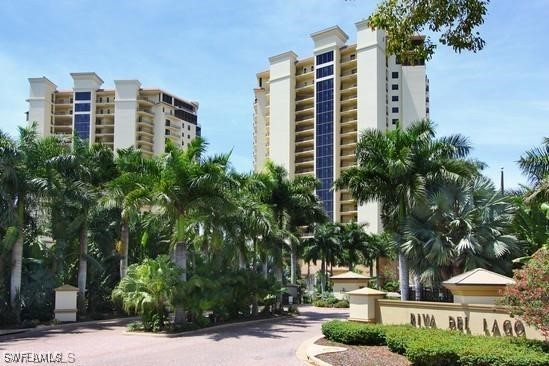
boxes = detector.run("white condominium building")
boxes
[27,72,201,156]
[253,21,429,232]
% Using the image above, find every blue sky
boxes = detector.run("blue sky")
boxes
[0,0,547,188]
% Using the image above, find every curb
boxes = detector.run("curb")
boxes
[296,335,346,366]
[0,317,139,338]
[123,315,292,338]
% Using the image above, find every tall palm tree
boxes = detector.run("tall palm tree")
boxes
[258,162,326,285]
[303,223,341,292]
[102,148,159,278]
[154,138,234,324]
[0,125,61,317]
[335,120,478,300]
[48,138,115,308]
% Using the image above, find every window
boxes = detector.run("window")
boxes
[392,84,399,90]
[315,77,334,220]
[350,54,356,60]
[316,65,333,79]
[392,95,399,102]
[392,107,399,113]
[259,77,262,88]
[74,114,90,139]
[187,134,190,139]
[392,71,399,79]
[162,93,173,105]
[188,125,190,130]
[75,103,90,112]
[351,68,357,74]
[75,91,91,101]
[165,119,170,126]
[165,129,170,135]
[316,51,333,65]
[392,118,399,125]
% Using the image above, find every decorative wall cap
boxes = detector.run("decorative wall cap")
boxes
[347,287,386,295]
[442,268,515,286]
[55,284,79,292]
[330,271,370,280]
[310,26,349,43]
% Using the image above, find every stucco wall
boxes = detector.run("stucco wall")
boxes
[376,299,544,340]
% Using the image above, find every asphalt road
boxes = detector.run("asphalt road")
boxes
[0,306,348,366]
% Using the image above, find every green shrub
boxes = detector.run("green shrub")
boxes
[313,299,329,307]
[321,320,549,366]
[322,320,385,345]
[333,300,349,308]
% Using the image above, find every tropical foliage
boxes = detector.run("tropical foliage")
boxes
[502,248,549,338]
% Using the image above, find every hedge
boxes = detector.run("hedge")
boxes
[321,320,549,366]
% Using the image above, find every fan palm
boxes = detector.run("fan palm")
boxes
[335,120,478,299]
[402,176,520,284]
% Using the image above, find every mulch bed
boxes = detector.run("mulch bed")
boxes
[315,338,411,366]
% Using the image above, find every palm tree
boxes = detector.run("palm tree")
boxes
[258,162,325,285]
[402,176,520,284]
[112,255,183,331]
[102,148,159,278]
[48,138,115,308]
[154,138,234,324]
[0,125,57,317]
[339,222,369,271]
[335,120,478,300]
[519,137,549,204]
[303,223,341,292]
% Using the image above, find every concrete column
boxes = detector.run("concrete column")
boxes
[268,51,297,175]
[114,80,141,150]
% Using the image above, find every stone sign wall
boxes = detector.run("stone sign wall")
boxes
[376,299,544,340]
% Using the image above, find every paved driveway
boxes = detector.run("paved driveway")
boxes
[0,306,347,366]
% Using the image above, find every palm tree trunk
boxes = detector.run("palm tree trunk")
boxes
[119,217,129,279]
[77,220,88,314]
[320,258,326,293]
[414,274,422,301]
[238,248,246,270]
[369,262,374,277]
[173,241,187,324]
[399,253,409,300]
[376,258,382,289]
[290,243,297,284]
[263,256,269,278]
[10,202,25,316]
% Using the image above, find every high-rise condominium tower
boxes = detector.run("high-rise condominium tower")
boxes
[253,21,429,232]
[27,72,200,156]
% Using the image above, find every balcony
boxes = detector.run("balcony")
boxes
[137,135,153,145]
[137,118,154,127]
[55,99,73,105]
[54,111,72,116]
[138,96,156,105]
[96,110,113,116]
[138,108,154,116]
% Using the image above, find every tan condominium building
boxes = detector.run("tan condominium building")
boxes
[253,21,429,233]
[27,72,201,156]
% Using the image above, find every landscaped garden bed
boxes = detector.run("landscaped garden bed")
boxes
[316,337,410,366]
[321,320,549,366]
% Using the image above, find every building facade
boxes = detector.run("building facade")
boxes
[27,72,201,156]
[253,22,429,232]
